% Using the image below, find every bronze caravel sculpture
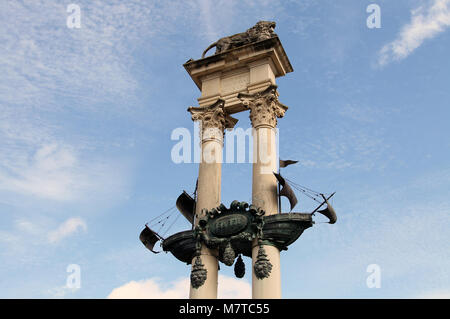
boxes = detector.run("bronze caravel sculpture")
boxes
[201,21,277,58]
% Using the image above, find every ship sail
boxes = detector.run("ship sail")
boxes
[316,197,337,224]
[176,191,195,225]
[310,193,337,224]
[279,159,298,168]
[139,225,163,253]
[273,172,298,211]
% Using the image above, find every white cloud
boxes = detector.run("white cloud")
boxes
[48,217,87,244]
[108,275,251,299]
[0,140,132,203]
[286,120,388,171]
[0,1,210,205]
[0,144,77,200]
[0,1,160,204]
[378,0,450,66]
[0,1,307,206]
[0,1,153,108]
[108,277,189,299]
[217,274,252,299]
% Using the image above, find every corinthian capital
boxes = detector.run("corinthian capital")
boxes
[238,85,288,128]
[188,99,238,142]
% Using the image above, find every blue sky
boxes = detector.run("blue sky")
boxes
[0,0,449,298]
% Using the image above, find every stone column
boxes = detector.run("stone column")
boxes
[187,99,237,299]
[238,85,287,299]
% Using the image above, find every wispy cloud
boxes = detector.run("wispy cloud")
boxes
[48,217,87,244]
[197,0,220,42]
[378,0,450,66]
[294,196,450,297]
[0,1,156,205]
[1,217,87,248]
[195,0,315,49]
[0,144,77,200]
[0,0,316,204]
[0,143,130,202]
[286,104,391,171]
[0,1,155,109]
[337,104,383,124]
[107,275,251,299]
[0,216,86,269]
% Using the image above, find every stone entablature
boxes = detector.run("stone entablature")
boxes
[184,37,293,114]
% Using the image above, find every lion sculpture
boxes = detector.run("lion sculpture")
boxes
[201,21,277,58]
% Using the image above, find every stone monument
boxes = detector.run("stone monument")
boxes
[139,21,337,299]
